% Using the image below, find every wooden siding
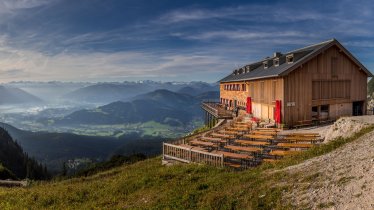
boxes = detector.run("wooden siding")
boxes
[220,77,284,120]
[283,45,368,126]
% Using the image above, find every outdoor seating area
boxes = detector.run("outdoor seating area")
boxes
[163,118,324,169]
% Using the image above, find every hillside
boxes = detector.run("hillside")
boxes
[0,127,48,180]
[0,86,42,105]
[58,89,216,126]
[0,120,373,209]
[1,123,164,173]
[64,83,154,103]
[63,82,218,104]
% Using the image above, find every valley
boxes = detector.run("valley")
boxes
[0,81,217,174]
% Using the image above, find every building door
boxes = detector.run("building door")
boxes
[352,101,364,116]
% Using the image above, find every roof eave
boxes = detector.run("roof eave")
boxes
[219,75,280,83]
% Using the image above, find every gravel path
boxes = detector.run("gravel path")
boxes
[282,116,374,209]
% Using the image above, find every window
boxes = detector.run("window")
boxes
[321,81,331,99]
[331,57,338,77]
[242,84,246,91]
[286,54,294,63]
[345,80,351,99]
[260,82,265,100]
[250,83,254,97]
[263,62,268,69]
[312,81,321,100]
[274,58,279,67]
[272,81,277,101]
[331,80,344,98]
[321,105,329,112]
[312,80,350,100]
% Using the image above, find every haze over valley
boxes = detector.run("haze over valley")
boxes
[0,80,218,173]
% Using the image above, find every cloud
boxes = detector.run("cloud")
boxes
[0,68,25,77]
[0,0,53,14]
[177,30,307,41]
[0,38,233,82]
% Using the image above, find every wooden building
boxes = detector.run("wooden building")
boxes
[207,39,372,127]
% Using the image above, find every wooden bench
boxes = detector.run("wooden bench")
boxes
[277,143,314,148]
[218,130,240,135]
[179,145,208,152]
[294,120,314,128]
[282,133,320,137]
[225,162,242,168]
[251,131,277,136]
[262,158,278,163]
[256,128,280,132]
[225,145,263,153]
[214,151,253,159]
[282,136,322,143]
[269,150,300,156]
[189,140,215,147]
[243,134,275,140]
[201,137,227,143]
[210,133,234,139]
[235,140,270,146]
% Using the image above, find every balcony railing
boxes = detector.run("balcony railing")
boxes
[201,101,233,119]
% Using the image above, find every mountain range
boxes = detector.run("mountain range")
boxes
[57,89,219,126]
[0,86,42,105]
[63,81,218,104]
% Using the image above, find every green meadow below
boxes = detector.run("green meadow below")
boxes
[1,125,373,209]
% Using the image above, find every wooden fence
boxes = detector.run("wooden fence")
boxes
[163,143,224,167]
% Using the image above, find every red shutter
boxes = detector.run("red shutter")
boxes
[246,97,252,114]
[275,100,282,123]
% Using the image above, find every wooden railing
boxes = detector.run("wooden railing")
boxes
[201,102,233,118]
[163,143,224,167]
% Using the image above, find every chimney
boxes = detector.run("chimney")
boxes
[273,52,282,57]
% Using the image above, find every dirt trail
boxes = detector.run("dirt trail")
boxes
[282,116,374,209]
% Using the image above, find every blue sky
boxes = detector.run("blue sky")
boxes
[0,0,373,82]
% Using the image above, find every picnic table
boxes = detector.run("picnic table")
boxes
[213,151,253,159]
[269,150,300,156]
[225,145,263,153]
[180,144,207,151]
[226,127,248,132]
[281,136,322,143]
[256,128,280,132]
[251,130,277,136]
[262,158,278,163]
[218,130,240,135]
[232,127,250,131]
[189,140,215,147]
[201,136,227,143]
[243,134,275,140]
[234,123,252,128]
[281,133,320,137]
[277,143,314,148]
[235,140,270,146]
[210,133,233,139]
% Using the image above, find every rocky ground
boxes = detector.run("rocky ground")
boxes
[281,116,374,143]
[282,116,374,209]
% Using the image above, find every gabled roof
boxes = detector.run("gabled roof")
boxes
[219,39,373,83]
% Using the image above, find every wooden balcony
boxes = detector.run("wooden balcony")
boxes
[201,101,233,119]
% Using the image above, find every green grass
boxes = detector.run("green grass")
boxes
[1,125,373,209]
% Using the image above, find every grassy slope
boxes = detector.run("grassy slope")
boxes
[1,125,373,210]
